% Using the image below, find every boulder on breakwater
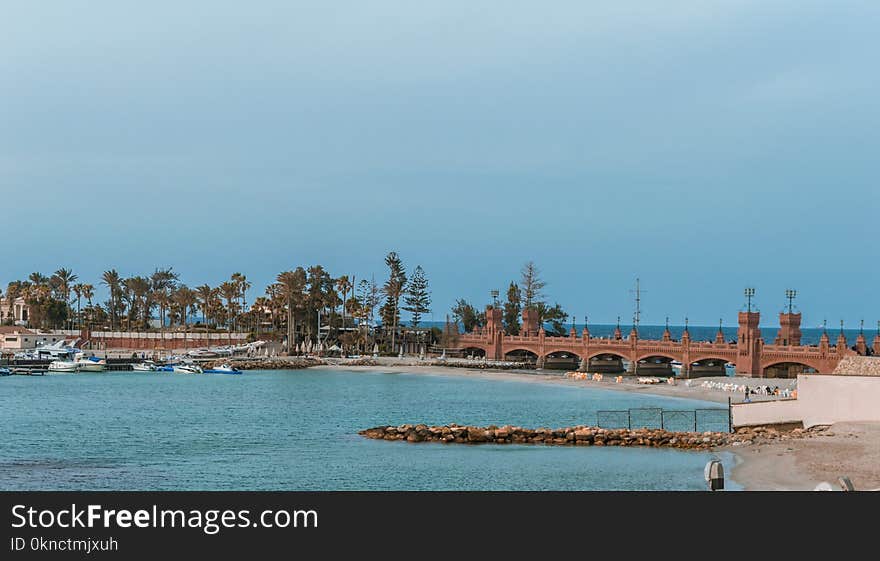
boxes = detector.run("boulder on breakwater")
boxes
[358,423,825,450]
[202,357,324,370]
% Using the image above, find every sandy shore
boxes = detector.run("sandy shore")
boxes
[314,361,787,405]
[724,422,880,491]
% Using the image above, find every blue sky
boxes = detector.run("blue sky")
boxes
[1,1,877,327]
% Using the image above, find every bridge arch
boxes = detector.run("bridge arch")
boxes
[761,360,820,378]
[585,351,630,374]
[542,350,582,370]
[459,346,487,358]
[634,352,679,364]
[586,350,632,362]
[504,348,539,362]
[689,357,733,377]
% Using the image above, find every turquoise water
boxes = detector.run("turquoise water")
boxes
[0,370,739,491]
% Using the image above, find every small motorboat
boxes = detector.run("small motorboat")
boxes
[204,363,243,375]
[132,360,157,372]
[75,354,107,372]
[172,363,204,374]
[48,360,78,373]
[0,367,11,376]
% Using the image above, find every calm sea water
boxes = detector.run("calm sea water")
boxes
[0,370,739,491]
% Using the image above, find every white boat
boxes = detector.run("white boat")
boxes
[132,360,157,372]
[204,363,242,375]
[75,354,107,372]
[48,360,78,373]
[187,348,220,358]
[172,363,204,374]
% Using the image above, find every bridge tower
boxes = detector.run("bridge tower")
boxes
[484,306,504,360]
[736,311,763,377]
[855,321,868,356]
[836,321,848,354]
[522,308,539,337]
[774,312,802,346]
[873,321,880,356]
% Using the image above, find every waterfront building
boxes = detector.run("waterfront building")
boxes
[0,296,29,326]
[0,326,67,352]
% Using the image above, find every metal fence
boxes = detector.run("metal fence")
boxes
[596,405,732,433]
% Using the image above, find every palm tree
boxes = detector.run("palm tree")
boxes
[123,277,150,330]
[81,284,94,329]
[72,283,84,329]
[277,269,306,355]
[172,286,196,349]
[154,290,171,344]
[231,273,251,331]
[195,284,215,345]
[252,296,271,334]
[101,270,122,330]
[52,268,77,329]
[219,281,239,339]
[336,275,352,348]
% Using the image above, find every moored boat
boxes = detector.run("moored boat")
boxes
[0,367,11,376]
[172,363,204,374]
[48,360,78,373]
[132,360,158,372]
[75,354,107,372]
[204,363,242,375]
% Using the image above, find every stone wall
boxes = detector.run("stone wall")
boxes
[833,356,880,376]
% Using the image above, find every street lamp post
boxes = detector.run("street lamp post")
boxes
[785,289,797,314]
[744,288,756,313]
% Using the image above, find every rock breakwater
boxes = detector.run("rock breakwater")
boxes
[359,423,825,450]
[202,357,324,370]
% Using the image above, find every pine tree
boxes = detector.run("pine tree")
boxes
[503,281,521,335]
[381,252,407,351]
[402,265,431,328]
[451,299,485,333]
[520,261,545,310]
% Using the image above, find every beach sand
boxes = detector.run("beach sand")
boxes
[314,361,787,405]
[725,422,880,491]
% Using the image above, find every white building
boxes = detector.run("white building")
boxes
[0,296,29,325]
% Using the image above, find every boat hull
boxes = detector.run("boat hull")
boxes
[172,365,203,374]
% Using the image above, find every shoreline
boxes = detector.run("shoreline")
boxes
[313,362,753,405]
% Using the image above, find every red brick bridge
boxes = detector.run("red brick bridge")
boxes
[452,307,879,378]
